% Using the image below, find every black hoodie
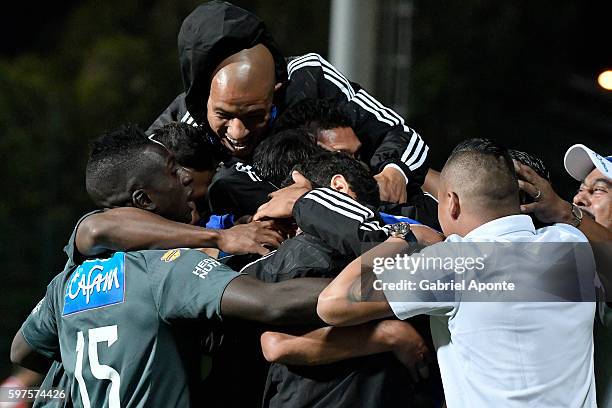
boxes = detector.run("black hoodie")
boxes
[178,1,287,125]
[148,1,430,208]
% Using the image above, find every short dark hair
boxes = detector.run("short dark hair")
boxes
[443,138,519,210]
[508,150,551,219]
[252,128,324,187]
[150,122,218,171]
[273,98,353,135]
[293,151,380,208]
[509,149,550,181]
[450,138,516,174]
[86,124,158,207]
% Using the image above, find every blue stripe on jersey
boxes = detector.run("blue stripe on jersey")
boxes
[378,212,422,225]
[63,252,126,316]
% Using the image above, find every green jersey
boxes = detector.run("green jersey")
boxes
[21,216,240,408]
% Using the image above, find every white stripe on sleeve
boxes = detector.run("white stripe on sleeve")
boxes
[308,190,372,219]
[317,188,375,218]
[408,145,429,171]
[303,194,365,222]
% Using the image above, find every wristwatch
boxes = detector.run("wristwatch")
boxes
[570,203,583,228]
[387,222,412,239]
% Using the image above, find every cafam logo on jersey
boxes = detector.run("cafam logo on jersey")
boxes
[63,252,126,316]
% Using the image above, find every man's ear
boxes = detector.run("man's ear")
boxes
[330,174,351,195]
[449,191,461,221]
[132,189,155,211]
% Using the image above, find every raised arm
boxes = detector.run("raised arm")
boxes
[75,207,283,258]
[220,275,330,326]
[515,161,612,295]
[515,161,612,243]
[287,53,429,203]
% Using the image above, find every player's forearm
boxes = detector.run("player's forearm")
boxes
[76,208,221,256]
[317,248,394,327]
[261,321,395,365]
[222,275,331,326]
[262,278,331,326]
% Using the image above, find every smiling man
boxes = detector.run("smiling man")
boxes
[514,144,612,243]
[515,143,612,408]
[565,144,612,229]
[148,1,430,205]
[207,44,280,157]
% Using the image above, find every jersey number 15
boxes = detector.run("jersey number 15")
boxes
[74,325,121,408]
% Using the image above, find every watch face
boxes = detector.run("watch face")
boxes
[390,222,411,237]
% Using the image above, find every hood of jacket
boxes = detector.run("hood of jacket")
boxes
[178,1,287,124]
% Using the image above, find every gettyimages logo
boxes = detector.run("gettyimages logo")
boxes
[361,242,600,302]
[372,253,486,275]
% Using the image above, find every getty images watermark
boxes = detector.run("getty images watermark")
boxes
[359,242,606,302]
[371,253,517,293]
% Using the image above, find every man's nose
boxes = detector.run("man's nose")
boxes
[573,190,591,207]
[226,118,248,139]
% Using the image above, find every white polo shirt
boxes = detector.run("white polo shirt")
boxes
[386,215,597,408]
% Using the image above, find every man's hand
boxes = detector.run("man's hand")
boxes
[217,221,284,255]
[514,160,573,224]
[254,171,312,221]
[378,320,430,382]
[374,166,408,204]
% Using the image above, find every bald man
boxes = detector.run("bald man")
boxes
[149,1,430,205]
[206,45,281,157]
[316,138,598,407]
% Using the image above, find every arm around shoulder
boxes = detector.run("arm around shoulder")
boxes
[220,275,330,326]
[75,207,222,257]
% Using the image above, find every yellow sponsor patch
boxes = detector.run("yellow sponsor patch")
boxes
[161,249,181,262]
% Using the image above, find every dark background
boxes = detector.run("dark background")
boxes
[1,0,610,377]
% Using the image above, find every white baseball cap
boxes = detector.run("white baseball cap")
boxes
[564,144,612,181]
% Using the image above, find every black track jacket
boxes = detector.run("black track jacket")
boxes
[148,1,430,190]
